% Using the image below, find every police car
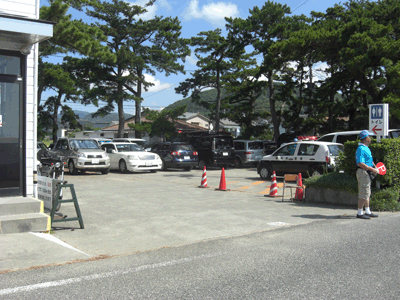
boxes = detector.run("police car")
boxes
[257,141,344,179]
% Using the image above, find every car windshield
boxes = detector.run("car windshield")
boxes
[215,138,233,150]
[37,143,47,150]
[133,140,147,147]
[116,144,144,152]
[390,130,400,138]
[328,144,344,156]
[172,144,194,151]
[249,142,264,150]
[70,140,99,149]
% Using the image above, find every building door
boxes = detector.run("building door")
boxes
[0,54,24,196]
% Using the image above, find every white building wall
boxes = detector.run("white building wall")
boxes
[0,0,36,18]
[186,116,209,129]
[7,0,40,196]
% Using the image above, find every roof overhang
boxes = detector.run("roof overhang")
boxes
[0,14,54,55]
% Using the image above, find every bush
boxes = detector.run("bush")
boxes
[336,138,400,187]
[304,172,358,195]
[370,186,400,211]
[304,172,400,211]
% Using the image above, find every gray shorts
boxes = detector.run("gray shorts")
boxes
[356,168,371,199]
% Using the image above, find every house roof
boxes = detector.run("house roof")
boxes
[101,117,204,133]
[178,112,211,122]
[220,118,239,127]
[101,117,152,131]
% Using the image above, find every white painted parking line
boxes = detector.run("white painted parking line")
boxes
[30,232,91,257]
[0,252,224,296]
[267,222,290,226]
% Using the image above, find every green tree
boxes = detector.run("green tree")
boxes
[175,29,238,133]
[38,0,112,141]
[84,0,189,138]
[228,1,300,140]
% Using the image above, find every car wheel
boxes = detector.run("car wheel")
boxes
[68,160,78,175]
[184,166,192,171]
[119,160,128,173]
[101,168,110,175]
[198,160,206,170]
[234,157,242,168]
[308,167,323,177]
[259,164,272,180]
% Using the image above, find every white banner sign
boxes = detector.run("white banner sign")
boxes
[369,104,389,137]
[37,176,53,210]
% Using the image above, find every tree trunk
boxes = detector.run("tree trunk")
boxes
[268,72,279,141]
[309,66,315,135]
[329,92,334,132]
[52,94,61,143]
[117,98,124,138]
[215,68,221,133]
[135,69,143,138]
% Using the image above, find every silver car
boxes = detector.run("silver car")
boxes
[50,138,110,175]
[233,140,265,167]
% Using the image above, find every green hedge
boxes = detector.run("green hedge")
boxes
[304,173,400,211]
[336,138,400,187]
[370,186,400,211]
[304,172,358,195]
[307,139,400,211]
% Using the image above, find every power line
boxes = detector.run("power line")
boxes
[143,83,177,98]
[292,0,310,13]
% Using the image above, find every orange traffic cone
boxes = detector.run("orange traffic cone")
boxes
[264,171,281,198]
[199,166,209,188]
[215,167,229,191]
[293,173,304,201]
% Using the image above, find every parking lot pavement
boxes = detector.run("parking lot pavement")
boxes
[1,168,359,273]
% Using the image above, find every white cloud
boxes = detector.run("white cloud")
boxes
[143,74,171,92]
[185,52,198,66]
[127,0,158,20]
[122,71,171,93]
[158,0,172,11]
[183,0,239,26]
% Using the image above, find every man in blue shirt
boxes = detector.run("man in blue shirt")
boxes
[355,130,379,219]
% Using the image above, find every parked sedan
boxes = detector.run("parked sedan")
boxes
[257,141,343,179]
[149,142,198,171]
[101,142,162,173]
[49,138,111,175]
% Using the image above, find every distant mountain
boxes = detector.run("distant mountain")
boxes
[165,88,275,116]
[73,110,90,119]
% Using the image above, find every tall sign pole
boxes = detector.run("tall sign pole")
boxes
[369,104,389,142]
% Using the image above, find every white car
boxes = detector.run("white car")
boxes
[101,142,162,173]
[257,141,344,179]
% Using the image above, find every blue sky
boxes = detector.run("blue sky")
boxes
[43,0,342,115]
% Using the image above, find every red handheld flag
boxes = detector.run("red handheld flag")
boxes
[376,162,386,175]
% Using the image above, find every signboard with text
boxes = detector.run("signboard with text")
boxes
[37,176,53,210]
[369,104,389,137]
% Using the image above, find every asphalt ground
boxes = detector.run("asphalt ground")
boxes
[0,167,364,273]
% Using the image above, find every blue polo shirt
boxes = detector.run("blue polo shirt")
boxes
[355,143,373,167]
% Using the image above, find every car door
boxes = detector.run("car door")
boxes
[102,144,117,169]
[161,144,172,167]
[270,144,297,175]
[54,139,69,159]
[296,143,320,174]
